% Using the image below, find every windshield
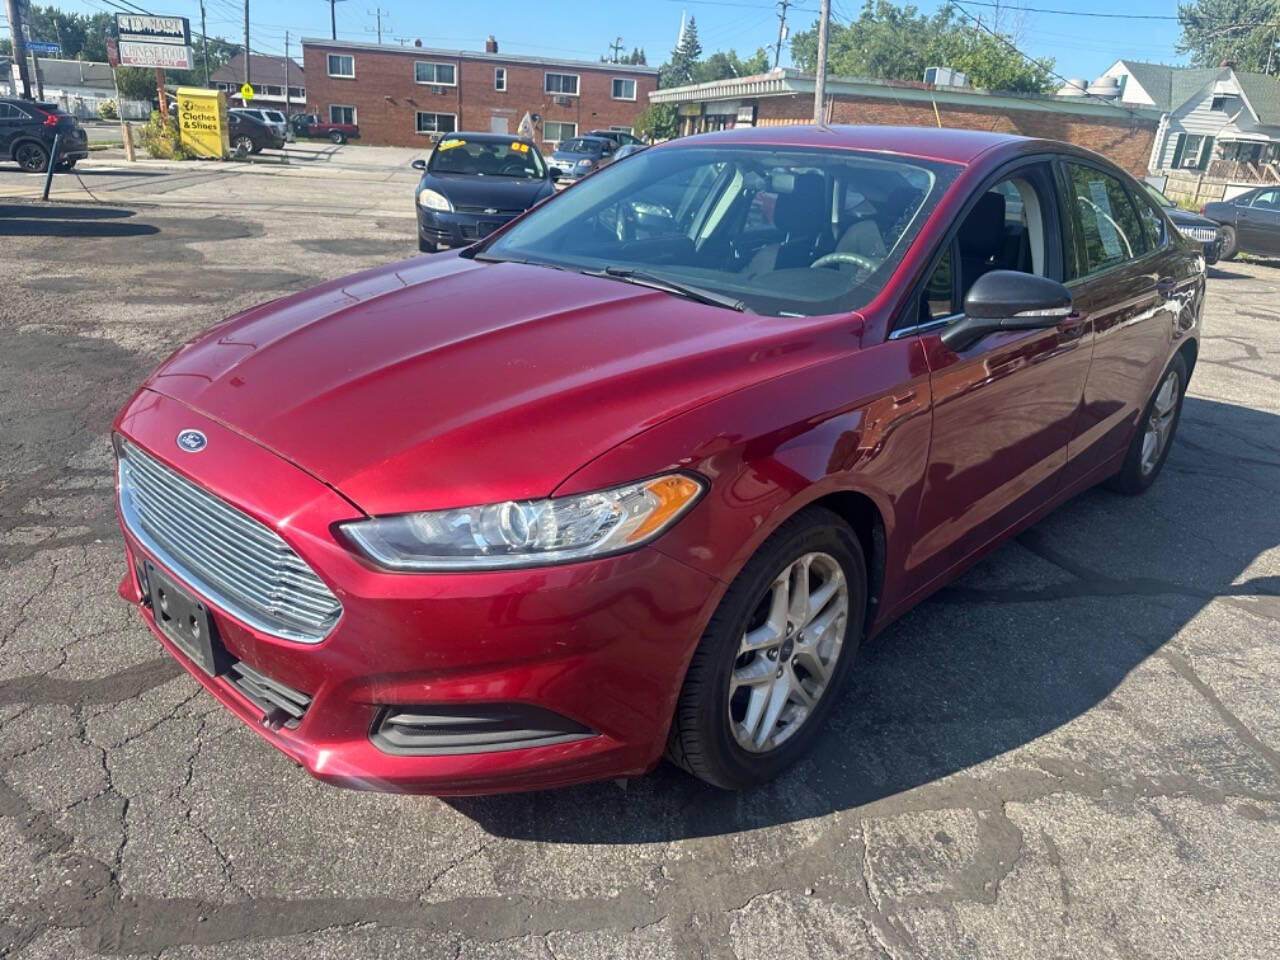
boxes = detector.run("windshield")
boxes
[559,138,604,155]
[1143,183,1176,209]
[427,138,546,179]
[479,145,957,316]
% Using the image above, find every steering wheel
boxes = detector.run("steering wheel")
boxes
[498,160,529,176]
[809,251,879,272]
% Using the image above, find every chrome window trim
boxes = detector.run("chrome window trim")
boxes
[888,313,958,340]
[117,444,341,645]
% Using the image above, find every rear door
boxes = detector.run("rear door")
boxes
[903,159,1093,594]
[1057,159,1181,486]
[0,103,18,156]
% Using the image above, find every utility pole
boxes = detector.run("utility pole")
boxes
[243,0,251,86]
[284,31,291,116]
[4,0,32,98]
[773,0,789,68]
[328,0,348,41]
[812,0,829,124]
[199,0,210,86]
[608,35,623,63]
[367,7,390,43]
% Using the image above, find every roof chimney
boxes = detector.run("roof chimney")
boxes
[414,38,422,47]
[485,35,498,53]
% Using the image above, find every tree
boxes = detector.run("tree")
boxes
[692,47,771,83]
[635,103,678,140]
[790,0,1055,94]
[662,16,703,86]
[1178,0,1280,73]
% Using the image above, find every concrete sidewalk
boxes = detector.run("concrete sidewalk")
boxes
[0,142,425,217]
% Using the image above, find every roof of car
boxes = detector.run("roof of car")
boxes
[442,132,538,144]
[667,124,1031,165]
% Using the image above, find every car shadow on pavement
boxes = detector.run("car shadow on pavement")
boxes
[449,396,1280,842]
[1207,266,1254,280]
[0,203,157,237]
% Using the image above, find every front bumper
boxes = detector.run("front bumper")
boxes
[416,207,518,249]
[113,390,721,794]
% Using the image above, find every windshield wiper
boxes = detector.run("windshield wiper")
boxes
[596,266,748,312]
[468,253,568,270]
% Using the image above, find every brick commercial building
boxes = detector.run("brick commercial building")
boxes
[651,69,1163,177]
[301,37,658,150]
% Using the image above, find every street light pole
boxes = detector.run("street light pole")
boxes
[812,0,830,125]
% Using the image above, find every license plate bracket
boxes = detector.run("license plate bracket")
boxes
[144,561,229,677]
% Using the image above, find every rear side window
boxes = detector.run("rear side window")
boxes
[1130,187,1167,251]
[1250,189,1280,210]
[1064,162,1148,277]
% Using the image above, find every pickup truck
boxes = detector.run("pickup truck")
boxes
[289,114,360,145]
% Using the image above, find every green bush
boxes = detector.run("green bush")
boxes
[138,110,193,160]
[98,98,118,120]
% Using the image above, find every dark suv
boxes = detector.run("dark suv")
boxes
[0,98,89,172]
[228,111,285,155]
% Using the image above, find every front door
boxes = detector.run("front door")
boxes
[1237,188,1280,255]
[904,163,1093,594]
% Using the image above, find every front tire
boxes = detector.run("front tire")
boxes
[232,134,255,156]
[1219,225,1238,260]
[666,507,867,789]
[15,142,49,173]
[1108,353,1188,495]
[329,131,347,145]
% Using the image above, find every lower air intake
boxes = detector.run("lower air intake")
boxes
[371,704,594,755]
[227,661,312,730]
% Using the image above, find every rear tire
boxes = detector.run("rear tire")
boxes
[665,507,867,789]
[329,131,346,145]
[1107,353,1188,495]
[14,141,49,173]
[231,134,255,156]
[1219,225,1238,260]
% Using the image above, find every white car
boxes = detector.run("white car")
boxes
[230,108,294,143]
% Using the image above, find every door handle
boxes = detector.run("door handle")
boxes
[1156,276,1176,299]
[1059,311,1086,336]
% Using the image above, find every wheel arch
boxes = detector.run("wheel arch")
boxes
[9,135,48,161]
[1175,336,1198,380]
[801,490,887,636]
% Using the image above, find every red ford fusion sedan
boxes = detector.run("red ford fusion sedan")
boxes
[113,126,1202,794]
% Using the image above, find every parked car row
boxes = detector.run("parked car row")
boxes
[1200,185,1280,259]
[116,125,1203,796]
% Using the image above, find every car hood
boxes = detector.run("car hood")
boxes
[1165,207,1218,228]
[551,151,598,163]
[424,173,549,209]
[141,255,858,515]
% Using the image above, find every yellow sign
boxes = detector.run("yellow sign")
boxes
[240,82,254,101]
[176,86,230,159]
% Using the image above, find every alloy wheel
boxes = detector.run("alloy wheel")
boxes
[233,135,254,154]
[15,143,47,172]
[1141,368,1180,476]
[728,551,849,753]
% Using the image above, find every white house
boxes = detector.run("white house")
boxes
[1097,60,1280,180]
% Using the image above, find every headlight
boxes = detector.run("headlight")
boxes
[341,474,705,571]
[417,188,452,212]
[576,158,592,168]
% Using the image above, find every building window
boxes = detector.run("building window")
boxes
[414,61,456,86]
[1177,133,1205,169]
[609,125,633,134]
[543,120,576,147]
[289,87,305,100]
[330,104,356,125]
[1211,94,1240,113]
[611,77,636,101]
[494,67,506,91]
[544,72,579,96]
[263,85,282,97]
[416,111,457,135]
[327,54,354,78]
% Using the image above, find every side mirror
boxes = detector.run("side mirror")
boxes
[411,158,426,171]
[547,168,561,181]
[941,270,1073,351]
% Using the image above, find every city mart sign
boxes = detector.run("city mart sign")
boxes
[115,14,193,70]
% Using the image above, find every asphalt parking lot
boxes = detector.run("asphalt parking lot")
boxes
[1,165,1278,958]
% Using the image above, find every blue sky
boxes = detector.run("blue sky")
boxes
[62,0,1188,84]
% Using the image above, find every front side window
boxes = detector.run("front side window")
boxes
[1065,162,1146,277]
[480,146,956,317]
[1130,188,1167,251]
[414,61,456,86]
[495,67,506,91]
[611,77,636,101]
[1250,189,1280,210]
[545,73,579,96]
[427,137,545,178]
[327,54,354,78]
[543,121,576,147]
[415,111,457,135]
[330,104,355,125]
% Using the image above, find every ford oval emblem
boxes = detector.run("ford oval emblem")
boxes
[176,429,207,453]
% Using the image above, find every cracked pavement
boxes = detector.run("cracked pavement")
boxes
[1,182,1278,958]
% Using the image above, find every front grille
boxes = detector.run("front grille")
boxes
[117,439,342,643]
[227,660,312,729]
[371,704,594,755]
[1179,224,1219,243]
[454,206,521,216]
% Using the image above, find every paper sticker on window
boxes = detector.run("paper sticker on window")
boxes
[510,141,529,152]
[438,138,466,150]
[1088,179,1123,259]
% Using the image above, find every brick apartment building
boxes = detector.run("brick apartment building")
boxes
[300,37,658,150]
[651,69,1164,177]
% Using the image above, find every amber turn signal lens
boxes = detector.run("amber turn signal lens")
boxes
[627,475,705,542]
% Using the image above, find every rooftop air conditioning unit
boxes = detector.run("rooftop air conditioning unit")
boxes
[432,85,447,95]
[555,95,571,107]
[923,66,970,88]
